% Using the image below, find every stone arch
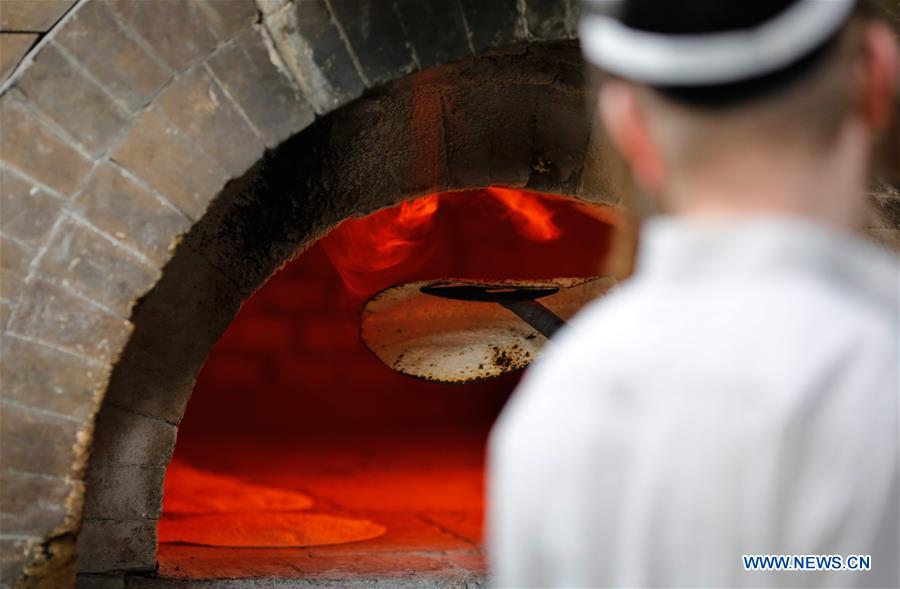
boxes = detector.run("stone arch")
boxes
[0,1,604,586]
[76,40,626,581]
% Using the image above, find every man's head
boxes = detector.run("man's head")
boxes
[581,0,897,226]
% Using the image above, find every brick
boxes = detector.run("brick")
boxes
[327,0,417,85]
[36,217,159,317]
[0,167,63,248]
[0,537,31,588]
[77,519,156,573]
[101,248,243,423]
[74,163,190,267]
[89,405,176,466]
[524,0,569,40]
[297,317,358,353]
[0,402,83,478]
[2,249,27,301]
[0,92,93,196]
[202,352,267,391]
[1,335,106,421]
[182,182,307,298]
[112,107,228,219]
[228,315,293,351]
[295,0,368,91]
[442,85,493,190]
[8,278,132,363]
[0,270,25,306]
[207,28,315,148]
[0,471,79,536]
[199,0,257,42]
[0,299,11,330]
[76,574,126,589]
[490,85,539,186]
[0,235,30,300]
[529,82,587,192]
[395,0,472,69]
[265,0,365,112]
[83,464,165,520]
[100,347,193,426]
[564,0,581,37]
[54,1,172,112]
[108,0,218,72]
[0,0,75,30]
[127,245,242,368]
[303,85,444,204]
[274,352,338,388]
[257,0,288,13]
[260,280,330,312]
[0,33,37,79]
[156,66,264,175]
[16,43,130,156]
[458,0,519,53]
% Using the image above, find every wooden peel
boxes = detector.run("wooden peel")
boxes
[360,277,615,383]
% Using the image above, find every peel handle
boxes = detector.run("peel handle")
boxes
[498,300,566,339]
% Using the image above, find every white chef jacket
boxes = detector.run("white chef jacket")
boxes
[488,216,899,588]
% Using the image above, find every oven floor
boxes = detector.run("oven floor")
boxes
[148,429,490,588]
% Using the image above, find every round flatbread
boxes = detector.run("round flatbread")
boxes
[163,461,314,514]
[361,276,615,383]
[158,512,387,548]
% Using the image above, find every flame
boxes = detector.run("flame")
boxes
[321,189,571,297]
[487,187,562,241]
[395,195,439,229]
[320,195,439,296]
[355,196,437,271]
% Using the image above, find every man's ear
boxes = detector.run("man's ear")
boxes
[598,81,667,192]
[859,21,898,131]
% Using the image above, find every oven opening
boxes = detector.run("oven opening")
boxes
[159,188,617,583]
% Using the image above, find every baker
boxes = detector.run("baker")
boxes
[487,0,899,586]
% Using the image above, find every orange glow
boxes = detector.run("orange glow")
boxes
[319,195,439,296]
[163,460,313,514]
[159,434,487,578]
[487,187,562,241]
[163,189,618,571]
[159,512,386,548]
[398,194,440,226]
[320,189,590,297]
[161,459,386,548]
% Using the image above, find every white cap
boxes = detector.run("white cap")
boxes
[579,0,855,86]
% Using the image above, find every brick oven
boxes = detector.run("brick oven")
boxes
[66,31,631,585]
[150,186,619,586]
[1,1,897,588]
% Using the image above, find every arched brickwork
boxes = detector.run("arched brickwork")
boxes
[76,38,625,584]
[0,1,599,587]
[1,1,896,588]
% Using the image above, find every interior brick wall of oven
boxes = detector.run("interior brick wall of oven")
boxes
[181,242,517,440]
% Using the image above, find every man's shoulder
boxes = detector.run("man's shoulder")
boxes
[504,280,651,408]
[551,279,649,354]
[567,261,896,339]
[537,267,898,396]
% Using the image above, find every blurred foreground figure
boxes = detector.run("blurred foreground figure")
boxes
[488,0,899,587]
